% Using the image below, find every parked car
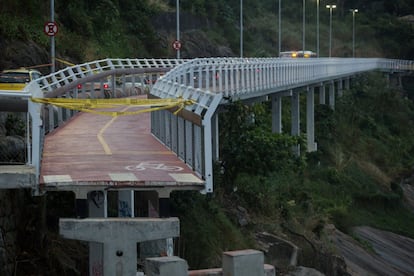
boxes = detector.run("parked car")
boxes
[0,68,42,91]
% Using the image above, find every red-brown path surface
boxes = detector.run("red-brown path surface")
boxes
[40,97,204,192]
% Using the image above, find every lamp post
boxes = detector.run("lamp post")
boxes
[240,0,243,58]
[303,0,306,52]
[316,0,319,57]
[176,0,180,59]
[326,4,336,57]
[350,9,358,57]
[278,0,281,55]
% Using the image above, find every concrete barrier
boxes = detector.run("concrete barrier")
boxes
[145,256,188,276]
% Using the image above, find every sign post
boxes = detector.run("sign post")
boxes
[46,0,57,73]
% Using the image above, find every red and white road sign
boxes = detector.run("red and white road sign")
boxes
[172,40,181,51]
[44,22,58,36]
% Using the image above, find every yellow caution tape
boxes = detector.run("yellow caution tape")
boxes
[31,97,195,117]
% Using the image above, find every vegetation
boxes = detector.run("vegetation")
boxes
[1,0,413,65]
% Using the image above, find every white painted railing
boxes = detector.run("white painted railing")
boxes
[1,57,412,192]
[152,57,414,115]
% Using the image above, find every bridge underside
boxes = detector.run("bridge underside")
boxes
[39,96,204,195]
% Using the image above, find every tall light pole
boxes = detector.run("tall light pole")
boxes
[302,0,306,52]
[50,0,55,72]
[316,0,320,57]
[240,0,243,58]
[278,0,281,55]
[351,9,358,57]
[326,4,336,57]
[176,0,180,59]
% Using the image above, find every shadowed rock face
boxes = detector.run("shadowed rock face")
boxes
[0,39,49,73]
[329,225,414,276]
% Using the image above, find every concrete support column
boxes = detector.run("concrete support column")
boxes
[60,217,180,276]
[338,79,343,97]
[344,78,350,90]
[223,249,265,276]
[306,87,317,152]
[271,94,282,134]
[291,90,300,155]
[328,81,335,110]
[88,191,107,276]
[118,190,134,217]
[145,256,188,276]
[319,84,326,105]
[140,189,174,260]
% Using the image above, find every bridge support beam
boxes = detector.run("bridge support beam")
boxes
[60,217,180,276]
[318,84,326,105]
[306,87,317,152]
[271,94,283,134]
[328,81,335,110]
[88,190,107,276]
[338,79,344,97]
[291,90,300,155]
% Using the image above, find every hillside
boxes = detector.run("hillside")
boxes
[1,0,414,275]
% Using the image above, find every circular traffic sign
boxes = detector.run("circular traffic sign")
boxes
[172,40,181,51]
[44,21,58,36]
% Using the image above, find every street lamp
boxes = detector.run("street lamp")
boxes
[303,0,306,52]
[316,0,320,57]
[278,0,281,55]
[240,0,243,58]
[350,9,358,57]
[176,0,180,59]
[326,4,336,57]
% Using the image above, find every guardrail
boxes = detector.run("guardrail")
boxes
[1,57,412,191]
[150,57,413,192]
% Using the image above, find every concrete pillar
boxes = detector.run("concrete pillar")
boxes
[118,190,134,217]
[222,249,265,276]
[291,90,300,155]
[328,81,335,110]
[145,256,188,276]
[338,79,343,97]
[271,94,282,134]
[60,217,180,276]
[319,84,326,105]
[141,189,174,261]
[306,87,317,152]
[344,78,350,90]
[88,191,107,276]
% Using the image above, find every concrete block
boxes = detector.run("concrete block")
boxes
[264,264,276,276]
[222,249,264,276]
[145,256,188,276]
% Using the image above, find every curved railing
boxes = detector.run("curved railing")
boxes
[152,57,414,116]
[1,57,412,191]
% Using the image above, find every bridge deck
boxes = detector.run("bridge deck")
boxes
[40,96,204,192]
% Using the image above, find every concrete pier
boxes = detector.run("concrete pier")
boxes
[60,217,179,276]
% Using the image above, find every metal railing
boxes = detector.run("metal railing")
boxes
[0,57,412,191]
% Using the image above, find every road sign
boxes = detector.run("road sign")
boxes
[44,21,58,36]
[172,40,181,51]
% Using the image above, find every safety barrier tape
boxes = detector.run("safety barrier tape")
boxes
[31,97,195,117]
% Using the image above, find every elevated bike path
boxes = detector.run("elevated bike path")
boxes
[40,95,204,193]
